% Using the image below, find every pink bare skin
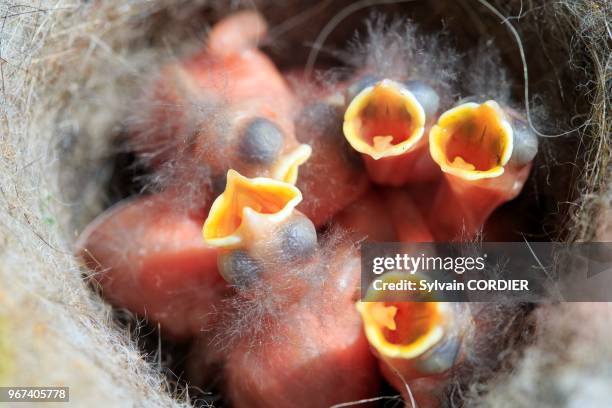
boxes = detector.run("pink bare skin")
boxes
[130,11,307,183]
[361,139,441,187]
[429,163,532,240]
[76,192,227,340]
[382,188,435,242]
[219,245,380,408]
[335,189,397,241]
[223,306,379,408]
[335,188,434,243]
[288,80,370,227]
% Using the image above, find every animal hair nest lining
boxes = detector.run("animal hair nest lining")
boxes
[0,0,609,407]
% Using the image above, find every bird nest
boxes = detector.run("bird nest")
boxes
[0,0,609,407]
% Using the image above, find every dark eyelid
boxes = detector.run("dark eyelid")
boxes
[238,118,284,165]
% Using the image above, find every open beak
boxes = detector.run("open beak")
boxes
[343,79,426,160]
[429,100,513,181]
[271,144,312,184]
[203,169,302,249]
[358,272,452,368]
[358,300,447,362]
[203,169,319,286]
[426,100,533,240]
[357,271,467,388]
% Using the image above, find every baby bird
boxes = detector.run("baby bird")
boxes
[76,191,226,340]
[76,10,540,408]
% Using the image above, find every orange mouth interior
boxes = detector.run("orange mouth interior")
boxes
[369,301,442,347]
[203,170,301,243]
[344,81,425,159]
[430,101,513,179]
[359,87,416,146]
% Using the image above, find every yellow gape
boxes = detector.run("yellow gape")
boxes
[357,270,467,393]
[429,100,513,181]
[271,144,312,185]
[358,301,446,360]
[203,169,302,249]
[344,79,426,160]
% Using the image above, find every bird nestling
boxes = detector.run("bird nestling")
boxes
[76,9,539,408]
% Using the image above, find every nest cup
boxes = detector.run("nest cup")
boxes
[1,0,609,407]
